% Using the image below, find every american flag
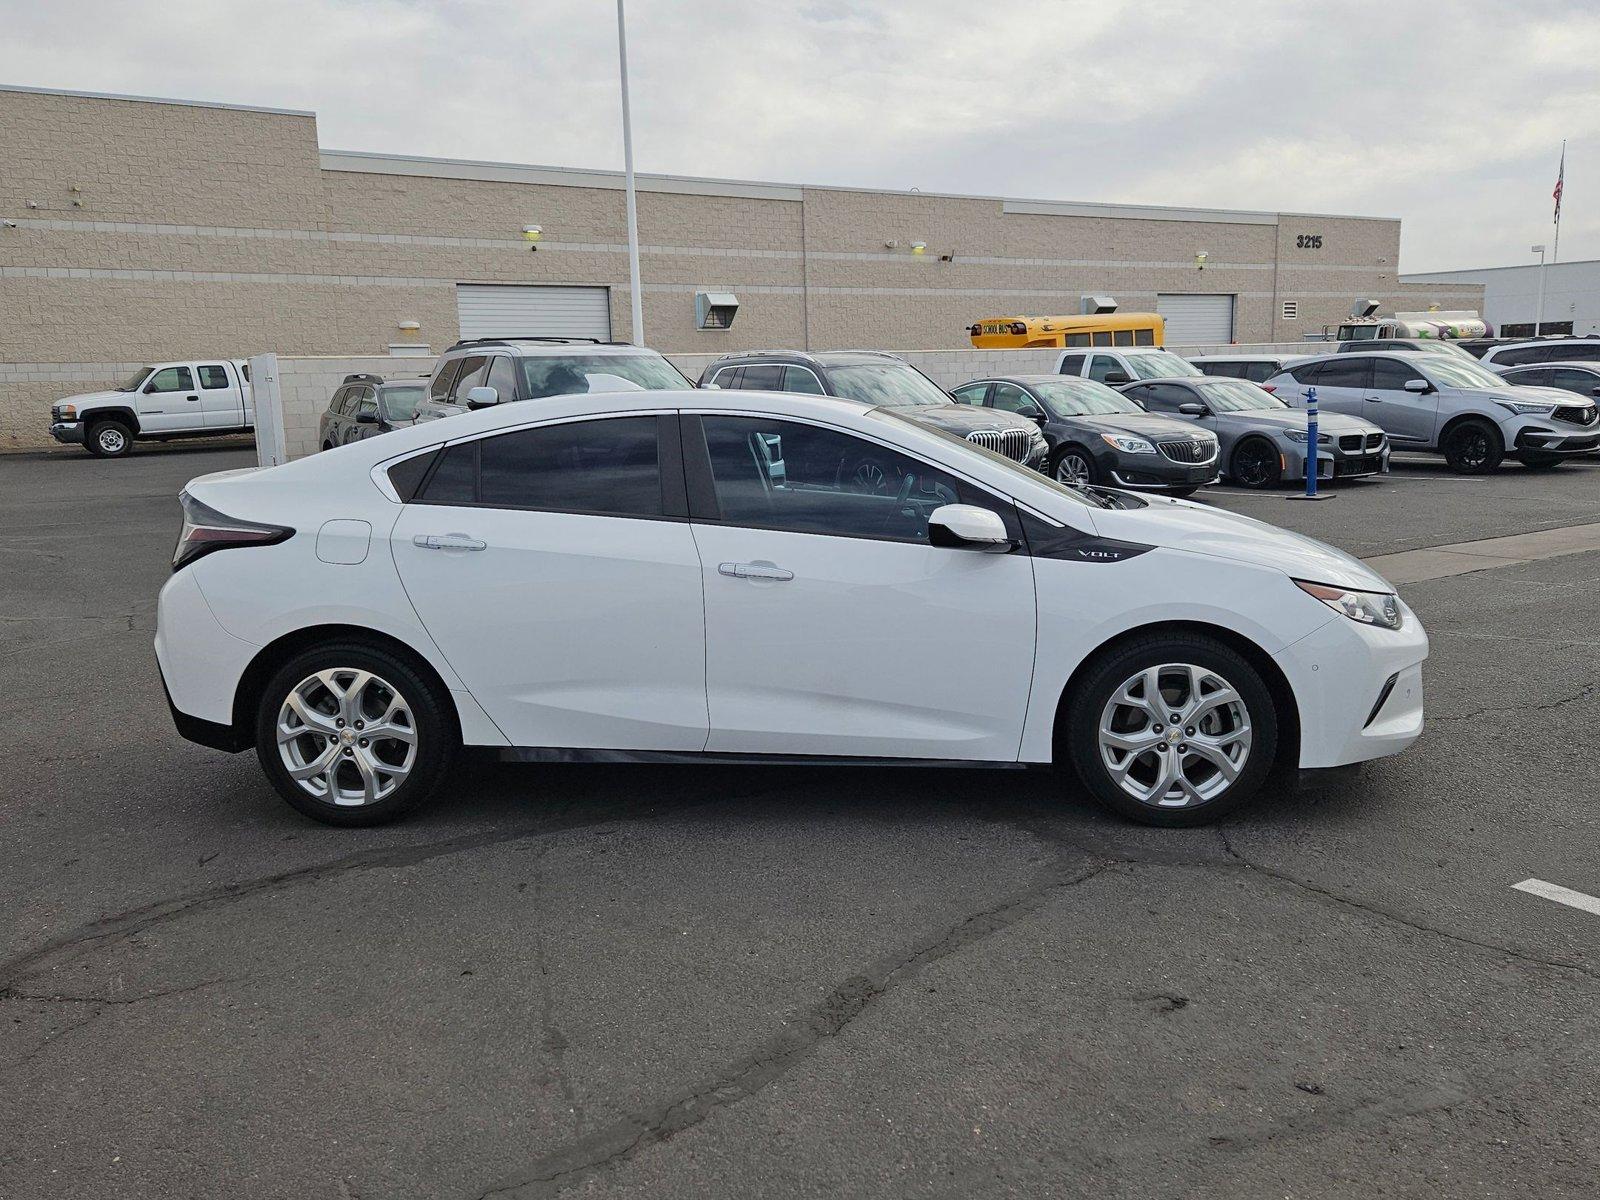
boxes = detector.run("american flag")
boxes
[1554,146,1565,222]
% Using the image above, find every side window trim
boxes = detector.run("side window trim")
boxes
[430,358,464,402]
[678,410,1021,543]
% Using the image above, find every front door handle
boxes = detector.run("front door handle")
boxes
[718,561,794,581]
[413,532,487,552]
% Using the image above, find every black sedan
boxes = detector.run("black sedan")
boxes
[952,375,1219,495]
[1120,376,1389,489]
[319,374,427,451]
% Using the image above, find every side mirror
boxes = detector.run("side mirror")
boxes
[465,385,499,409]
[1592,386,1600,397]
[1177,402,1210,417]
[927,504,1013,553]
[1104,371,1131,385]
[1403,379,1431,393]
[356,408,378,424]
[1022,406,1047,423]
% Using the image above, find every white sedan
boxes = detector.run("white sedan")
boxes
[155,389,1428,827]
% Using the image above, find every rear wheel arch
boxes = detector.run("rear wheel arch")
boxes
[1051,621,1301,774]
[231,624,462,746]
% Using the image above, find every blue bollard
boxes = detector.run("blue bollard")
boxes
[1305,385,1318,498]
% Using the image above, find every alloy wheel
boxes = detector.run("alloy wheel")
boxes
[1233,441,1277,488]
[1457,430,1490,469]
[276,667,418,806]
[97,427,127,454]
[1097,663,1252,808]
[1055,452,1091,487]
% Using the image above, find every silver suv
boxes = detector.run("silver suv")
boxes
[1262,351,1599,472]
[414,337,691,422]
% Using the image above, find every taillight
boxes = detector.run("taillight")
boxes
[173,490,292,571]
[1260,384,1277,394]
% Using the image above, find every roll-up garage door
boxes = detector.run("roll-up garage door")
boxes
[456,284,612,340]
[1157,294,1235,345]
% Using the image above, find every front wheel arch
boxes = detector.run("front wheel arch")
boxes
[231,624,462,749]
[1051,620,1300,777]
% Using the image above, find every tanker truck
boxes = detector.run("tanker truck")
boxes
[1333,301,1492,342]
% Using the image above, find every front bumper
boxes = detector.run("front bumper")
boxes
[50,420,85,445]
[1102,446,1220,490]
[1285,442,1391,481]
[1514,427,1600,455]
[1273,600,1428,769]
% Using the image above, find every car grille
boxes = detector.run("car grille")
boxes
[1156,437,1218,465]
[1338,434,1363,451]
[1367,432,1384,449]
[1553,404,1599,426]
[966,427,1033,462]
[1338,432,1386,451]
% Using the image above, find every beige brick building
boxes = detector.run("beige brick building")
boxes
[0,84,1482,450]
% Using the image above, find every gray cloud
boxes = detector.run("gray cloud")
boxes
[1,0,1595,271]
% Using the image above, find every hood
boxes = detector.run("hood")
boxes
[1497,384,1597,408]
[1062,412,1215,440]
[895,404,1041,436]
[56,388,124,408]
[1089,496,1395,592]
[1216,409,1376,434]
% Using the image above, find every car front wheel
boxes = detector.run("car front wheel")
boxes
[86,419,134,458]
[1065,633,1278,827]
[255,642,457,826]
[1230,437,1282,489]
[1052,445,1097,487]
[1442,419,1503,473]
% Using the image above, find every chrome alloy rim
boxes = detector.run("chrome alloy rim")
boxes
[276,668,417,806]
[1098,663,1252,808]
[98,427,126,453]
[1056,452,1091,487]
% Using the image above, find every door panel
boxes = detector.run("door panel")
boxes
[693,524,1036,759]
[392,506,708,750]
[136,365,198,432]
[197,363,245,428]
[1366,358,1438,443]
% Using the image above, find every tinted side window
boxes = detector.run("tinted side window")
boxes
[146,366,194,393]
[1244,363,1278,383]
[1316,358,1372,388]
[991,383,1042,416]
[1494,346,1539,366]
[1550,368,1600,393]
[1058,354,1086,376]
[450,356,490,400]
[418,442,477,503]
[707,366,742,389]
[737,364,784,390]
[1133,328,1156,346]
[950,383,989,406]
[782,366,826,395]
[479,417,662,517]
[1092,332,1114,347]
[1288,361,1325,384]
[1087,355,1122,383]
[1065,333,1092,348]
[198,364,230,389]
[699,416,1008,544]
[430,359,463,402]
[1371,358,1426,390]
[1504,368,1548,386]
[487,355,518,401]
[1563,344,1600,362]
[328,386,350,414]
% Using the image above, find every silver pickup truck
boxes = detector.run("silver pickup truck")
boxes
[50,359,254,457]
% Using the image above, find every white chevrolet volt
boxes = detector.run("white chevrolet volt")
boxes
[156,389,1427,828]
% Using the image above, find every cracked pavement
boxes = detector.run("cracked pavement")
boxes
[3,445,1600,1199]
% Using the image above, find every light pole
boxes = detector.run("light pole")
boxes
[616,0,644,345]
[1532,244,1547,336]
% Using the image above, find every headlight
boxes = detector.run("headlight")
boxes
[1283,430,1331,444]
[1496,399,1557,416]
[1295,580,1403,630]
[1101,433,1156,454]
[54,403,77,420]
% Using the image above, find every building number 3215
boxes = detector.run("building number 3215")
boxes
[1295,234,1324,249]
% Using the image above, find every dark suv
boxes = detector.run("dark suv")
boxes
[698,350,1048,473]
[319,374,427,450]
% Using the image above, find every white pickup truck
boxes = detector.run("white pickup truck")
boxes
[50,359,254,457]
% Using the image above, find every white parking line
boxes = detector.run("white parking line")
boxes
[1512,878,1600,917]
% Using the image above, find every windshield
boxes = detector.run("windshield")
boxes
[869,408,1112,509]
[518,353,691,399]
[117,367,155,392]
[1031,380,1142,417]
[1198,379,1286,412]
[827,362,952,407]
[1125,352,1201,379]
[380,385,425,421]
[1415,355,1509,390]
[1422,341,1476,360]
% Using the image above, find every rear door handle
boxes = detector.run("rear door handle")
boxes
[413,532,486,552]
[718,561,793,581]
[185,394,200,402]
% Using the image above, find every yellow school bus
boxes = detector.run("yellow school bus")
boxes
[968,313,1165,349]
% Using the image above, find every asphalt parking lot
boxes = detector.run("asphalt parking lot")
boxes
[4,444,1600,1199]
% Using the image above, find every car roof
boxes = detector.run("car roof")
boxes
[1186,354,1297,362]
[1503,360,1600,370]
[708,349,905,367]
[978,374,1110,386]
[441,338,660,357]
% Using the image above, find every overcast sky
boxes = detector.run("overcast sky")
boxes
[3,0,1596,273]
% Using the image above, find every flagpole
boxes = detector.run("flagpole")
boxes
[1553,139,1565,264]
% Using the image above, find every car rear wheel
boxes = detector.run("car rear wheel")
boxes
[1442,419,1503,474]
[85,419,134,458]
[1052,445,1097,487]
[1064,633,1278,827]
[1230,437,1282,489]
[255,642,457,827]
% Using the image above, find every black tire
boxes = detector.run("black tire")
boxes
[1064,632,1279,827]
[1517,450,1563,468]
[254,641,457,827]
[1229,437,1282,489]
[1051,444,1099,488]
[85,418,134,458]
[1441,419,1503,474]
